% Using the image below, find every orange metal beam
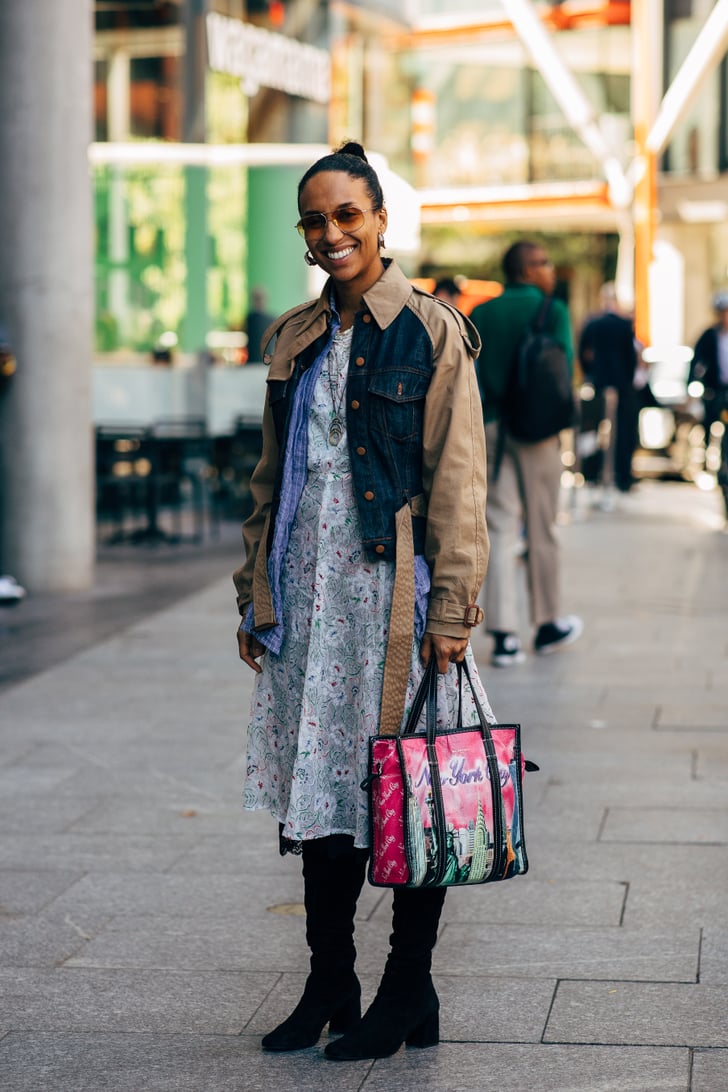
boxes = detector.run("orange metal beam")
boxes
[401,0,631,47]
[420,182,612,225]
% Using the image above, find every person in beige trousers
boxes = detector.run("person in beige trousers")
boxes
[470,241,583,666]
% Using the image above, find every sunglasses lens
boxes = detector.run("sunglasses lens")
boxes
[297,213,327,237]
[336,207,364,229]
[296,207,368,238]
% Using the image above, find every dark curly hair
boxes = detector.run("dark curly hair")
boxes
[297,141,384,211]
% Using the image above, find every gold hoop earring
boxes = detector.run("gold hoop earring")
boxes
[377,233,385,249]
[304,250,317,267]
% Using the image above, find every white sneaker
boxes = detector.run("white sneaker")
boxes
[0,574,26,604]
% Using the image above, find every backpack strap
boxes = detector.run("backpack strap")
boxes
[532,295,554,332]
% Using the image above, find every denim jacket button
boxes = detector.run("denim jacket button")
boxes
[351,399,360,410]
[375,544,385,553]
[363,314,371,323]
[364,490,375,501]
[355,357,365,366]
[356,446,366,456]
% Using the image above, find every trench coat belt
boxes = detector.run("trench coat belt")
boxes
[378,495,426,737]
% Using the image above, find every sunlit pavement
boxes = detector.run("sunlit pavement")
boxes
[0,480,726,1091]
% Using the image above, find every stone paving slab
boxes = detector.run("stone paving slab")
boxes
[528,747,692,783]
[545,981,728,1047]
[655,705,728,731]
[434,924,699,981]
[361,1042,689,1092]
[542,779,728,809]
[402,879,627,928]
[524,841,728,885]
[600,807,728,845]
[694,750,728,781]
[0,968,273,1035]
[0,912,111,969]
[42,871,304,920]
[0,1032,369,1092]
[64,914,312,974]
[697,929,728,985]
[64,917,410,978]
[691,1049,728,1091]
[42,869,383,926]
[0,834,197,873]
[621,881,728,929]
[0,795,101,835]
[63,797,248,837]
[0,870,83,916]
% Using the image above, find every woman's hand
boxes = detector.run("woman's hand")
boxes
[420,632,469,674]
[237,628,266,674]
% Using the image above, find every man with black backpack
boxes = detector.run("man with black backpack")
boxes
[471,241,582,667]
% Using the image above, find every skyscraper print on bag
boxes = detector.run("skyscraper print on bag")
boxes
[365,660,534,888]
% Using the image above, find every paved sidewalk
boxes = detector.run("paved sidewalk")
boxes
[1,481,727,1092]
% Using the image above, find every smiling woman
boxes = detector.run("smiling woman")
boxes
[232,141,493,1062]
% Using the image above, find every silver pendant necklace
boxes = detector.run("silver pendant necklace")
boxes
[326,336,349,446]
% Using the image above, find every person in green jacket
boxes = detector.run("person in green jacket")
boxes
[470,241,583,667]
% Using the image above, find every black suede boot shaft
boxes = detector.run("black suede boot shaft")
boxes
[325,886,447,1061]
[261,838,368,1052]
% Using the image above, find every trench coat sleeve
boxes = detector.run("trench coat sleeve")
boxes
[232,393,280,617]
[421,316,489,638]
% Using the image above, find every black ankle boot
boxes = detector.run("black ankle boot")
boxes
[261,838,368,1052]
[324,886,446,1061]
[323,976,438,1060]
[261,971,361,1051]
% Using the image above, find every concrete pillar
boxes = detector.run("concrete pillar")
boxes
[0,0,94,591]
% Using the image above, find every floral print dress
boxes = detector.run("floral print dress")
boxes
[244,326,494,848]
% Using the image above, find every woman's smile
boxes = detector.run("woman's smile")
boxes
[323,243,356,264]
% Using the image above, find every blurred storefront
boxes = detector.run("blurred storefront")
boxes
[91,0,421,435]
[382,0,728,352]
[91,1,727,372]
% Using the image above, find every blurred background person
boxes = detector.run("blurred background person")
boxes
[432,277,461,308]
[577,281,639,508]
[245,286,275,364]
[689,291,728,451]
[470,241,582,668]
[0,323,26,606]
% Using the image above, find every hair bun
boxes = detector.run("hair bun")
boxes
[335,140,368,163]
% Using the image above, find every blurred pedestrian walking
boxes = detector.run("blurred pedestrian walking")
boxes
[432,276,461,307]
[577,282,639,507]
[689,291,728,449]
[0,323,26,606]
[470,241,582,667]
[234,142,492,1060]
[245,286,275,363]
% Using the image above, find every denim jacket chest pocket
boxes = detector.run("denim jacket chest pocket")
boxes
[367,367,431,441]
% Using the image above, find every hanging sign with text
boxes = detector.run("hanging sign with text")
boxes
[206,12,330,105]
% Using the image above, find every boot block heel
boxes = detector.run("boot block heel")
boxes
[328,993,361,1035]
[405,1008,439,1049]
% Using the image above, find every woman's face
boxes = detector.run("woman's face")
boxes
[298,171,387,295]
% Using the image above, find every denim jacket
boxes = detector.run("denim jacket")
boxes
[233,260,488,640]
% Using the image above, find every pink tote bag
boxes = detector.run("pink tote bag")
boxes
[365,659,535,888]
